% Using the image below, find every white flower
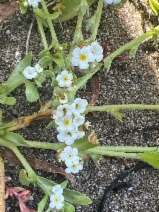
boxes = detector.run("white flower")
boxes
[56,104,72,117]
[104,0,121,4]
[34,63,43,73]
[67,83,77,91]
[60,146,79,162]
[28,0,41,8]
[56,70,73,88]
[71,98,88,115]
[49,193,64,210]
[59,93,68,104]
[52,185,63,195]
[23,66,37,79]
[57,130,77,145]
[76,129,85,139]
[23,1,28,7]
[73,115,85,127]
[65,160,83,174]
[90,42,103,62]
[72,46,94,69]
[56,116,74,131]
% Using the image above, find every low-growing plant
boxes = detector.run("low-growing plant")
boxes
[1,0,159,211]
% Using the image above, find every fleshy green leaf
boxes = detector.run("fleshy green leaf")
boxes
[140,152,159,169]
[46,120,55,128]
[38,56,53,68]
[4,97,16,105]
[25,80,39,102]
[149,0,159,15]
[20,3,28,14]
[34,8,59,20]
[19,169,33,186]
[63,202,75,212]
[1,131,27,146]
[63,189,92,205]
[60,180,68,189]
[38,195,48,212]
[6,52,32,94]
[51,53,65,67]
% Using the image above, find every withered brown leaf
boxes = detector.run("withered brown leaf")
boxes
[0,1,19,22]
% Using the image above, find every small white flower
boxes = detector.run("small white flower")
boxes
[52,185,63,195]
[72,46,94,69]
[56,104,72,117]
[60,146,79,162]
[57,130,77,145]
[28,0,41,8]
[71,98,88,115]
[23,1,28,7]
[23,66,37,79]
[76,129,85,139]
[73,115,85,127]
[56,70,73,88]
[90,42,103,62]
[34,63,43,73]
[104,0,121,4]
[59,93,68,104]
[49,193,64,210]
[65,160,83,174]
[56,116,74,131]
[67,83,77,91]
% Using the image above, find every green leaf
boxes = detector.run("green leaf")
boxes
[4,97,16,105]
[89,153,103,164]
[60,180,68,189]
[19,169,33,186]
[38,195,48,212]
[25,80,39,102]
[63,202,75,212]
[129,44,140,56]
[39,50,50,58]
[72,132,98,152]
[1,131,27,146]
[149,0,159,15]
[63,189,92,205]
[34,8,59,20]
[38,56,53,68]
[43,70,54,77]
[6,52,32,94]
[0,109,2,123]
[46,120,55,128]
[140,152,159,169]
[20,3,28,14]
[52,53,65,67]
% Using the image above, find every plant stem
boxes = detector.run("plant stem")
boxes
[88,146,159,153]
[35,14,48,49]
[25,140,65,150]
[87,104,159,113]
[41,0,58,43]
[104,26,159,71]
[87,0,104,42]
[11,146,35,174]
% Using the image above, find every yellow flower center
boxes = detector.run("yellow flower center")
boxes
[72,164,77,169]
[64,120,70,126]
[80,54,87,61]
[63,76,68,82]
[54,197,59,203]
[68,153,73,158]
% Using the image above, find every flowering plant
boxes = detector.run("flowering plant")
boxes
[1,0,159,211]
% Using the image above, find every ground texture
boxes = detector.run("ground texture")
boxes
[0,0,159,211]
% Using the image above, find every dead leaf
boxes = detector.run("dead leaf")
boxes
[89,73,100,106]
[1,150,76,187]
[0,157,5,212]
[0,1,19,22]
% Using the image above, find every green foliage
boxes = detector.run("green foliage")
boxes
[34,8,59,20]
[63,202,75,212]
[38,195,48,212]
[25,80,39,102]
[1,131,28,146]
[149,0,159,15]
[140,152,159,169]
[19,3,28,14]
[19,169,34,186]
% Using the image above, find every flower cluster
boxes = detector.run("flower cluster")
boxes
[60,146,83,174]
[72,41,103,69]
[49,185,64,210]
[23,64,43,79]
[55,98,88,145]
[56,70,76,91]
[23,0,41,8]
[104,0,121,4]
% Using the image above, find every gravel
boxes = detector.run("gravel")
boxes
[1,0,159,211]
